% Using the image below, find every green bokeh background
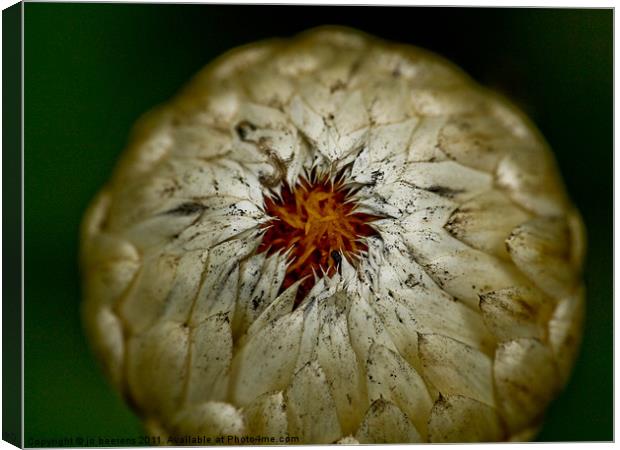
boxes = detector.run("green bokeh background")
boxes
[24,4,612,444]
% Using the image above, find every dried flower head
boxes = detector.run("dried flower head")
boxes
[81,27,586,443]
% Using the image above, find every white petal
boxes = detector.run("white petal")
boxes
[233,102,300,162]
[234,252,267,330]
[316,294,367,435]
[119,252,180,335]
[81,303,125,387]
[297,77,339,117]
[409,86,485,117]
[424,246,534,309]
[110,106,173,184]
[333,90,370,136]
[126,321,189,420]
[286,94,338,162]
[294,295,321,371]
[171,123,232,160]
[361,77,413,124]
[190,238,258,325]
[82,249,140,310]
[356,181,455,220]
[400,161,493,203]
[171,401,245,438]
[236,251,288,331]
[192,262,239,326]
[419,333,494,407]
[508,425,541,442]
[348,145,373,185]
[286,361,342,444]
[81,230,140,269]
[445,190,531,259]
[275,43,322,76]
[367,118,418,163]
[347,294,399,365]
[479,286,550,342]
[231,309,304,406]
[185,313,232,404]
[365,231,494,355]
[548,288,585,386]
[428,395,504,442]
[367,235,494,354]
[243,391,288,436]
[366,344,433,438]
[241,63,295,108]
[245,279,300,338]
[437,112,515,173]
[310,40,364,89]
[567,209,587,270]
[394,286,495,354]
[370,295,422,371]
[354,399,422,444]
[176,206,263,253]
[496,145,569,216]
[400,228,463,268]
[160,249,209,323]
[165,158,263,206]
[493,338,559,432]
[407,116,450,162]
[506,216,578,299]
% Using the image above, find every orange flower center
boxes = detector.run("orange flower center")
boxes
[258,174,381,306]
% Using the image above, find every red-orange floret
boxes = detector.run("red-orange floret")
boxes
[258,173,381,306]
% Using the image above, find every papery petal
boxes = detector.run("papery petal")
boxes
[400,161,493,203]
[437,112,517,172]
[445,190,531,259]
[127,321,190,420]
[367,118,419,163]
[354,399,422,444]
[424,246,534,309]
[496,145,569,216]
[428,395,504,442]
[360,77,413,124]
[287,94,339,162]
[479,286,551,342]
[493,338,558,432]
[243,391,289,437]
[548,288,585,386]
[366,343,433,438]
[231,309,304,406]
[333,90,370,137]
[347,294,399,365]
[81,303,125,387]
[171,401,245,438]
[285,361,342,444]
[316,294,367,435]
[185,313,232,404]
[119,253,180,335]
[419,333,494,407]
[407,116,450,162]
[235,251,288,331]
[409,87,485,117]
[245,280,300,338]
[190,238,258,324]
[506,217,578,299]
[395,287,495,354]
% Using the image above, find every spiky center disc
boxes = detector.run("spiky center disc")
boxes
[259,174,380,305]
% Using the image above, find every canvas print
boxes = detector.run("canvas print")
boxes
[5,3,612,447]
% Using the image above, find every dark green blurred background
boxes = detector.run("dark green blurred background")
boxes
[24,4,612,444]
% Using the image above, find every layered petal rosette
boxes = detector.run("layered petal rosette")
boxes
[81,27,585,444]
